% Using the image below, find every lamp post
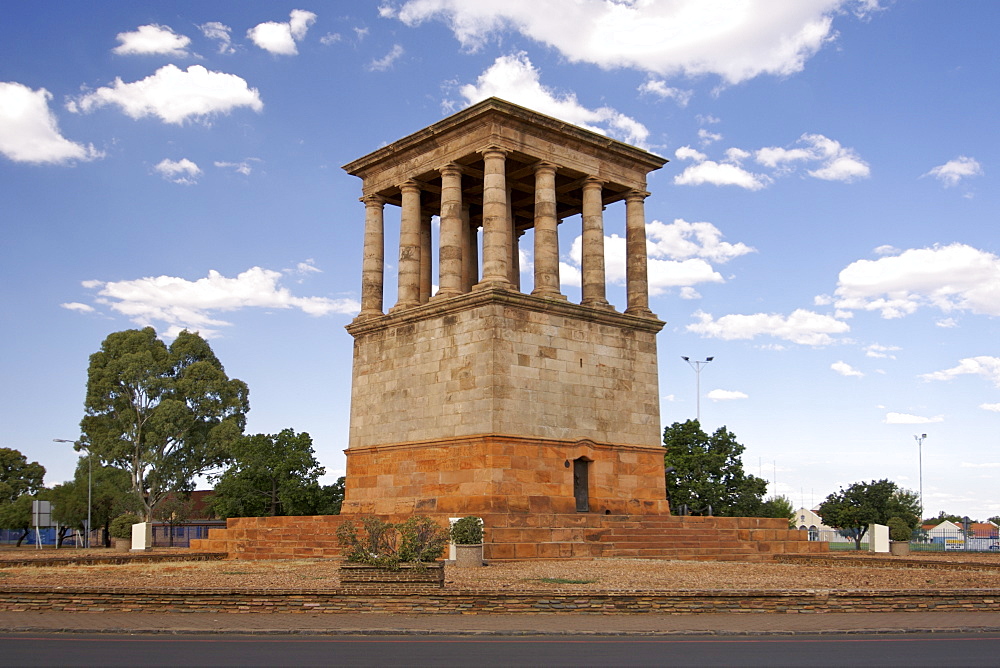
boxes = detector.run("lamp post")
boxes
[53,439,91,549]
[681,356,714,422]
[914,433,927,520]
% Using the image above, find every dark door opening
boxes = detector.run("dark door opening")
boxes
[573,458,590,512]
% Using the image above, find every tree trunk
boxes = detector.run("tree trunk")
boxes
[15,528,28,547]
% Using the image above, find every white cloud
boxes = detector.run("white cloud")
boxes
[884,412,944,425]
[154,158,201,185]
[60,302,95,313]
[832,244,1000,318]
[864,343,899,359]
[924,156,983,187]
[687,309,850,346]
[756,133,870,182]
[247,9,317,55]
[698,129,722,145]
[960,461,1000,468]
[458,52,648,146]
[0,82,103,164]
[67,65,263,125]
[646,219,755,264]
[77,267,360,339]
[674,146,707,162]
[369,44,405,71]
[674,160,771,190]
[200,22,235,54]
[707,389,748,401]
[980,403,1000,412]
[637,79,692,107]
[113,24,191,57]
[214,159,259,176]
[320,32,342,45]
[831,361,864,377]
[936,318,958,328]
[388,0,871,85]
[921,357,1000,388]
[563,219,751,297]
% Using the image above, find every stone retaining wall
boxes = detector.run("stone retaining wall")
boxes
[0,587,997,615]
[775,554,1000,571]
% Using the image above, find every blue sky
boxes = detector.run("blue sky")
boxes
[2,1,998,520]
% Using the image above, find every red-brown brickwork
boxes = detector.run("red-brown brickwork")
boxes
[189,512,826,562]
[340,434,670,517]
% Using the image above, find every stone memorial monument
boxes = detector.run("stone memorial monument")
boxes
[339,97,670,518]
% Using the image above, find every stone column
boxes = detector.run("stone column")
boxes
[474,147,513,290]
[581,177,610,308]
[358,194,386,318]
[531,162,563,299]
[435,163,464,299]
[419,209,432,303]
[624,190,654,316]
[392,180,421,311]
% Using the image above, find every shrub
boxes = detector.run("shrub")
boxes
[336,515,447,570]
[110,513,141,540]
[887,516,912,542]
[398,516,449,563]
[450,516,483,545]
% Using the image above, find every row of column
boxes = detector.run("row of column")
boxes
[357,148,653,318]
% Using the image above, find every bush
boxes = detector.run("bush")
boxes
[887,516,912,542]
[109,513,141,540]
[450,516,483,545]
[336,515,447,570]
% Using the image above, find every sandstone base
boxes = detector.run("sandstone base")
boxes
[339,434,671,517]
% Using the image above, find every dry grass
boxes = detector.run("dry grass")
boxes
[1,550,999,592]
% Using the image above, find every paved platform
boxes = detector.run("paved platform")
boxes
[1,611,999,636]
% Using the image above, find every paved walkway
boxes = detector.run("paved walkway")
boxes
[1,611,999,636]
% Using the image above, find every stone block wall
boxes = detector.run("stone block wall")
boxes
[346,291,664,450]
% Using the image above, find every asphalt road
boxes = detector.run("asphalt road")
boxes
[2,632,999,667]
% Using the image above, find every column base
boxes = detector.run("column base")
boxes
[531,289,568,301]
[582,299,615,310]
[625,306,657,318]
[473,278,514,292]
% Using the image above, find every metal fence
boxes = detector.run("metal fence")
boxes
[151,522,226,548]
[800,527,1000,553]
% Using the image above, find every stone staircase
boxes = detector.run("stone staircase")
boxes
[190,512,826,562]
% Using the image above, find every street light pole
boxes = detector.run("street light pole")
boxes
[53,439,91,549]
[681,356,714,422]
[914,433,927,520]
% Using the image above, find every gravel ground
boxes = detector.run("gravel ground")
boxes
[1,549,999,591]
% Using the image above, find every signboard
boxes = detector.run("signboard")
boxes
[32,500,52,528]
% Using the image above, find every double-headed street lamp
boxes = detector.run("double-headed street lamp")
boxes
[681,356,714,422]
[53,439,91,549]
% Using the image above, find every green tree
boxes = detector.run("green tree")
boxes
[81,327,249,522]
[662,420,768,516]
[211,429,330,518]
[817,479,920,550]
[50,457,139,547]
[759,495,796,526]
[0,448,46,547]
[0,447,45,504]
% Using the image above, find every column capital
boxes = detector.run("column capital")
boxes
[477,145,508,158]
[360,193,386,206]
[533,161,559,174]
[582,175,606,189]
[438,162,465,177]
[399,180,421,193]
[625,189,650,202]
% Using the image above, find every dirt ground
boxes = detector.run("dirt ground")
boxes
[1,547,999,592]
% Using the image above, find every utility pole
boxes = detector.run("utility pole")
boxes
[914,433,927,520]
